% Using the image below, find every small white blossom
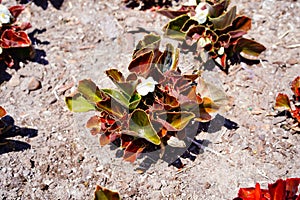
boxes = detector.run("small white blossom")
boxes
[191,2,210,24]
[136,77,158,96]
[217,47,225,55]
[0,4,12,24]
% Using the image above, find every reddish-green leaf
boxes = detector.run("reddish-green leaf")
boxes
[274,93,291,111]
[128,51,154,77]
[123,139,146,162]
[94,185,121,200]
[163,14,190,40]
[157,111,195,131]
[234,38,266,56]
[291,76,300,97]
[8,5,25,19]
[210,6,237,30]
[86,116,102,135]
[133,34,161,59]
[285,178,300,199]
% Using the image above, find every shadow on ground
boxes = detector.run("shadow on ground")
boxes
[107,114,238,172]
[19,0,64,10]
[0,115,38,155]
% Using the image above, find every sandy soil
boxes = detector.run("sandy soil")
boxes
[0,0,299,199]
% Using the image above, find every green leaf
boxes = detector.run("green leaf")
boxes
[234,38,266,56]
[163,14,190,40]
[96,97,126,119]
[65,93,96,112]
[157,111,195,131]
[105,69,138,97]
[129,93,141,110]
[275,93,291,111]
[133,34,161,59]
[77,79,102,103]
[94,185,121,200]
[129,109,161,145]
[101,88,130,108]
[210,6,236,30]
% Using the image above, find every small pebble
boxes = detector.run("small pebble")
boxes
[28,77,41,91]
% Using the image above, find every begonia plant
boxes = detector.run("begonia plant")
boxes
[234,177,300,200]
[274,76,300,132]
[158,0,266,73]
[0,1,34,67]
[66,34,228,163]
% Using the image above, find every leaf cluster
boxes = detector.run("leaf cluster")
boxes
[0,1,34,67]
[66,34,228,163]
[158,0,266,73]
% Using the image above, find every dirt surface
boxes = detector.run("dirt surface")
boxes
[0,0,299,199]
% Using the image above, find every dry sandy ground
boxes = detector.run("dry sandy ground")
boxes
[0,0,299,199]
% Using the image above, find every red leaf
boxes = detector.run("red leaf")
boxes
[291,76,300,97]
[285,178,300,199]
[237,183,270,200]
[0,106,6,118]
[268,179,286,200]
[1,29,31,48]
[123,139,146,163]
[9,5,25,19]
[128,51,154,77]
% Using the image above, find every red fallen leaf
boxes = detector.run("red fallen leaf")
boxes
[0,106,6,118]
[291,76,300,97]
[1,29,31,48]
[9,5,25,19]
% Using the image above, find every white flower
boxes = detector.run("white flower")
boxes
[136,77,158,96]
[0,4,12,24]
[217,47,225,55]
[191,2,211,24]
[183,0,198,6]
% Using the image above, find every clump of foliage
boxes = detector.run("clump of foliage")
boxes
[0,1,34,67]
[0,106,7,135]
[158,0,266,73]
[274,76,300,132]
[66,34,227,164]
[234,177,300,200]
[94,185,121,200]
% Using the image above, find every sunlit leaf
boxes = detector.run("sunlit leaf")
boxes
[0,106,6,118]
[0,29,31,48]
[133,34,161,59]
[157,111,195,131]
[210,6,236,30]
[274,93,291,111]
[77,79,102,103]
[129,109,161,145]
[65,93,96,112]
[128,51,154,77]
[234,38,266,56]
[86,115,102,135]
[291,76,300,97]
[96,96,126,119]
[163,14,190,40]
[129,93,141,110]
[94,185,121,200]
[268,179,286,200]
[123,139,146,162]
[101,88,130,108]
